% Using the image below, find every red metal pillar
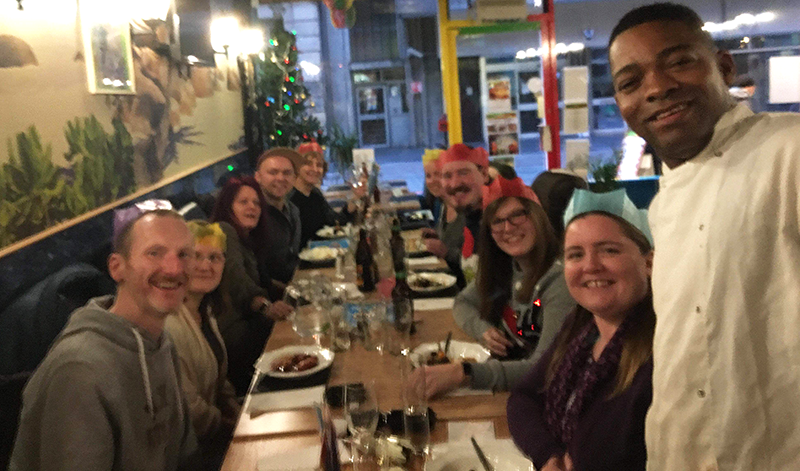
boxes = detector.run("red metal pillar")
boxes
[540,0,561,169]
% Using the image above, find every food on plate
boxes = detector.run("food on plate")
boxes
[411,276,445,290]
[271,353,320,373]
[424,351,477,366]
[317,226,346,238]
[300,246,341,261]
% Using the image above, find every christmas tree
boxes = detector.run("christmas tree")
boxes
[255,17,325,149]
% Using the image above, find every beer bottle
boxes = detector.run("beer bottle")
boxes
[390,218,406,272]
[356,228,376,292]
[392,264,415,337]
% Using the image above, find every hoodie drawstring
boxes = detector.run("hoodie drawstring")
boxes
[132,328,155,420]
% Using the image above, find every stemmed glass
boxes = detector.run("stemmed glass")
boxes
[344,381,379,456]
[284,276,329,346]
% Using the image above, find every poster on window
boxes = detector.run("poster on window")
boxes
[487,77,512,113]
[486,112,520,156]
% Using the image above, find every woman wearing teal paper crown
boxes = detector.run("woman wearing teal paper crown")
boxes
[508,189,654,471]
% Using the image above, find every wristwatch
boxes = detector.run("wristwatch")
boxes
[461,362,473,378]
[259,299,271,315]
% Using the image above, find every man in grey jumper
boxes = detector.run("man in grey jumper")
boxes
[10,210,199,471]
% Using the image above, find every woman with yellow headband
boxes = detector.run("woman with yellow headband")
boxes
[163,221,240,468]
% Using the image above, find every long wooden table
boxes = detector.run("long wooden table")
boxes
[222,258,510,470]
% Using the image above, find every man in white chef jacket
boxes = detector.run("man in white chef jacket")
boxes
[608,3,800,470]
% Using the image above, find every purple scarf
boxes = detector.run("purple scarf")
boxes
[543,312,632,445]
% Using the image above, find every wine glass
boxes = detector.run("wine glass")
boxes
[344,381,379,448]
[285,278,329,346]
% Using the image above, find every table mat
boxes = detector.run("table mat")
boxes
[255,366,332,393]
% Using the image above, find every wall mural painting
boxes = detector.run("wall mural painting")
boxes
[0,6,245,252]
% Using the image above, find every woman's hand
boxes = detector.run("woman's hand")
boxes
[482,327,513,357]
[413,364,469,399]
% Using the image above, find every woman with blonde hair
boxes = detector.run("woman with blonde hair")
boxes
[508,189,655,471]
[163,221,240,468]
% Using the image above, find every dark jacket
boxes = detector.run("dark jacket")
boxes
[507,312,652,471]
[288,187,354,249]
[216,222,274,395]
[259,200,301,284]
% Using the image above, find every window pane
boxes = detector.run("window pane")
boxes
[520,110,540,133]
[358,88,385,115]
[353,71,379,83]
[360,119,387,145]
[593,104,625,130]
[381,67,405,81]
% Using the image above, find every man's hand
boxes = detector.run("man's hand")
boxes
[267,300,294,321]
[420,227,439,239]
[423,238,448,258]
[482,327,513,357]
[564,453,574,471]
[541,455,568,471]
[352,179,368,199]
[414,363,469,399]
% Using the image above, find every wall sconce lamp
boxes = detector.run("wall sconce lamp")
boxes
[17,0,24,10]
[211,17,265,57]
[211,17,239,56]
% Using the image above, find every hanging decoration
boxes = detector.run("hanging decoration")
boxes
[323,0,356,29]
[254,17,325,149]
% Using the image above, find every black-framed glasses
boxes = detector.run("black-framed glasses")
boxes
[490,208,529,233]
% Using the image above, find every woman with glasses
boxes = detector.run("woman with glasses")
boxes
[163,221,240,468]
[210,176,294,394]
[415,195,576,397]
[508,189,654,471]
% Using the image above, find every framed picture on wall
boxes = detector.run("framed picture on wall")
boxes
[79,1,136,94]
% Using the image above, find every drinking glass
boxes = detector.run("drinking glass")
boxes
[291,302,329,346]
[344,381,379,450]
[402,356,430,456]
[361,302,387,352]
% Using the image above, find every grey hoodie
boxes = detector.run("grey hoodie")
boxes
[453,261,576,391]
[10,296,198,471]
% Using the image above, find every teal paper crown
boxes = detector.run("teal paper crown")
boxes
[563,189,653,246]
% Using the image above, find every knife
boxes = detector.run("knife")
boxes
[471,436,494,471]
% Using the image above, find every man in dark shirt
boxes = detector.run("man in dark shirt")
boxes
[253,148,303,286]
[288,142,362,248]
[423,144,488,285]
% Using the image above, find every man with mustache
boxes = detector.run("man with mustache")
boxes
[254,147,303,287]
[423,143,489,284]
[609,4,800,469]
[10,209,199,470]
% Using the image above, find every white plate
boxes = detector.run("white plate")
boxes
[254,345,335,379]
[412,340,490,366]
[299,246,343,262]
[316,226,347,239]
[426,439,534,471]
[408,272,457,293]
